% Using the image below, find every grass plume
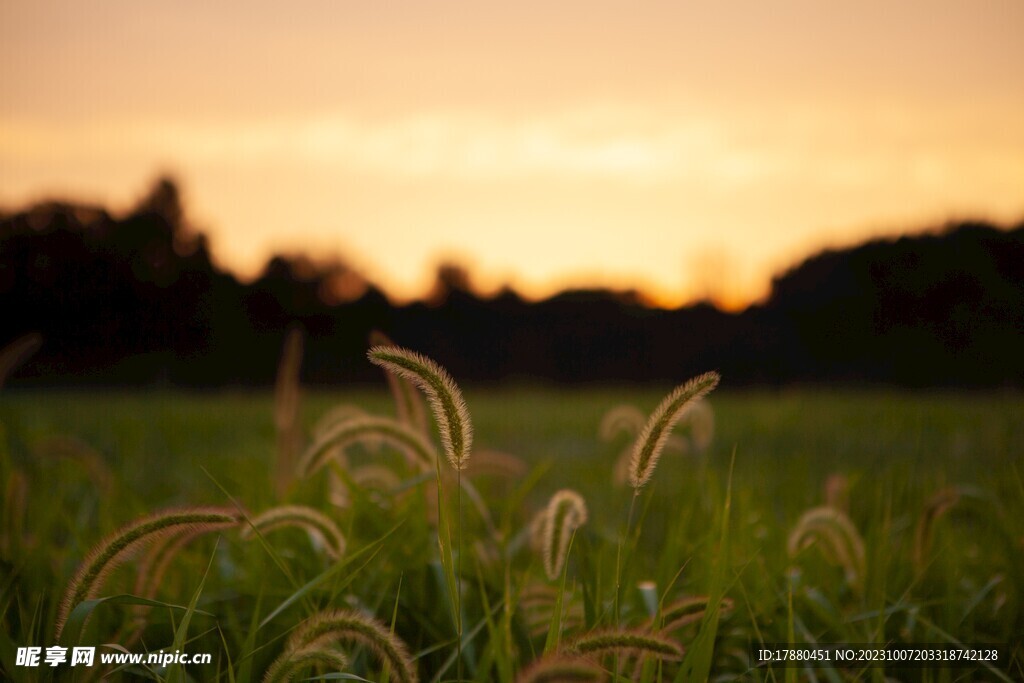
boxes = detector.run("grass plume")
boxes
[515,654,605,682]
[263,645,349,683]
[282,608,418,683]
[370,331,429,434]
[652,595,735,633]
[628,372,720,489]
[566,628,683,660]
[540,489,588,581]
[787,505,866,594]
[298,414,438,477]
[368,345,472,470]
[241,505,346,560]
[274,326,304,495]
[56,507,239,638]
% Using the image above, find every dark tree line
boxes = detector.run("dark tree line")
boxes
[2,178,1022,388]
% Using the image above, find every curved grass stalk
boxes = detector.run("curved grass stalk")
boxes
[598,404,647,442]
[566,628,683,661]
[55,507,240,638]
[787,506,866,594]
[540,490,588,581]
[127,524,230,647]
[263,645,348,683]
[515,654,605,682]
[628,372,720,489]
[312,404,370,439]
[241,505,346,560]
[283,608,418,683]
[368,345,472,470]
[298,415,437,477]
[652,595,735,632]
[274,326,304,495]
[370,331,429,434]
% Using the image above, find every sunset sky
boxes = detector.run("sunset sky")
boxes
[2,1,1022,307]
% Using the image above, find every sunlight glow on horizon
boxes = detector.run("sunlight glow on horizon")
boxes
[2,1,1023,308]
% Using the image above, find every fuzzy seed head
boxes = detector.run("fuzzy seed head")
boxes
[298,415,438,477]
[787,506,866,593]
[370,331,430,434]
[515,654,605,683]
[598,404,646,442]
[628,371,720,489]
[264,646,348,683]
[286,608,418,683]
[368,345,472,470]
[540,489,588,580]
[56,507,240,639]
[241,505,346,560]
[567,628,683,661]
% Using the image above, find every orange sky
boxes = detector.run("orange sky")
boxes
[2,1,1023,308]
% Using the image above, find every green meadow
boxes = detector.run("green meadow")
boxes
[2,380,1022,681]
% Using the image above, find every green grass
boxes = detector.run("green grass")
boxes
[2,385,1022,681]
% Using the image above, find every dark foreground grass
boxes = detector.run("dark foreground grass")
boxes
[1,386,1022,681]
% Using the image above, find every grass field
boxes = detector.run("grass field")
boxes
[2,381,1022,681]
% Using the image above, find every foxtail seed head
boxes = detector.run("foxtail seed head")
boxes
[566,628,683,661]
[263,646,348,683]
[540,489,588,581]
[284,608,418,683]
[787,506,866,594]
[368,345,472,470]
[628,372,720,489]
[370,331,429,434]
[56,507,240,639]
[515,654,605,682]
[298,415,438,477]
[241,505,346,560]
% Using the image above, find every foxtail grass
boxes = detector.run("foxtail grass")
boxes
[274,326,304,496]
[369,344,472,676]
[55,507,240,638]
[263,645,349,683]
[787,506,866,595]
[298,415,437,477]
[276,608,418,683]
[628,372,720,489]
[368,345,472,470]
[241,505,346,560]
[566,628,683,660]
[370,331,429,434]
[515,654,605,682]
[599,404,647,443]
[539,489,588,581]
[652,595,735,633]
[312,404,370,438]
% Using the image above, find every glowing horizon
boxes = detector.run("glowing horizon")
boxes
[2,1,1022,308]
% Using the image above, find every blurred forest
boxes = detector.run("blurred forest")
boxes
[2,178,1022,388]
